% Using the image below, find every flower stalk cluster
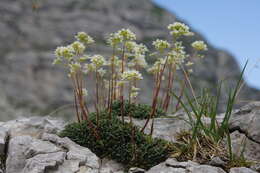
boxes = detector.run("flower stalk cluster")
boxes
[53,22,207,138]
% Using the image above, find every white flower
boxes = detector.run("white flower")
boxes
[55,46,74,60]
[168,22,193,37]
[191,41,208,51]
[167,50,186,66]
[90,55,106,69]
[152,39,170,51]
[121,70,143,81]
[70,41,85,54]
[107,32,123,47]
[117,28,136,41]
[75,32,95,45]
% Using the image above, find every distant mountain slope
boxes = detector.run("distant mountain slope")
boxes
[0,0,258,120]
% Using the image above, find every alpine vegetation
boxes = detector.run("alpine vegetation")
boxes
[54,22,251,170]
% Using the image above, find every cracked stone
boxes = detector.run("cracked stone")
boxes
[22,151,66,173]
[208,157,226,167]
[230,167,258,173]
[229,102,260,144]
[100,158,124,173]
[165,158,199,168]
[41,133,100,169]
[0,116,65,139]
[231,131,260,161]
[187,165,226,173]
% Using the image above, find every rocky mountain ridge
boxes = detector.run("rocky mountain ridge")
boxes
[0,0,259,120]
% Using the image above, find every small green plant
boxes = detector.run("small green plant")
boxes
[60,113,174,170]
[111,100,165,119]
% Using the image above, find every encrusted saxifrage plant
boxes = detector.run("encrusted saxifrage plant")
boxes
[53,22,207,137]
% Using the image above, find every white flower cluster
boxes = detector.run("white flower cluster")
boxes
[90,55,106,69]
[125,41,148,68]
[118,28,136,41]
[168,22,193,37]
[54,46,74,61]
[167,42,186,66]
[121,70,143,81]
[152,39,170,51]
[191,41,208,51]
[75,32,95,45]
[71,41,85,54]
[107,28,136,47]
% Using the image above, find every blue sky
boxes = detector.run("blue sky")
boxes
[153,0,260,89]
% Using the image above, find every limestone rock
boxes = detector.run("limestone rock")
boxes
[229,102,260,143]
[41,133,100,169]
[230,167,258,173]
[187,165,226,173]
[147,158,226,173]
[22,152,66,173]
[100,158,124,173]
[0,116,65,138]
[208,157,227,167]
[130,114,190,142]
[165,158,199,168]
[231,131,260,161]
[6,136,34,173]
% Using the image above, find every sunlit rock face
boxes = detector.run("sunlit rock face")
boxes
[0,0,259,120]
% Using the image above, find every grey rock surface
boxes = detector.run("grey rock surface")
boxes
[129,113,190,142]
[147,158,226,173]
[187,165,226,173]
[0,116,65,138]
[100,158,124,173]
[0,0,259,121]
[229,102,260,143]
[23,152,66,173]
[231,130,260,161]
[208,157,226,167]
[230,167,258,173]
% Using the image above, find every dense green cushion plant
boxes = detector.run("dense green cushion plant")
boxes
[111,100,165,119]
[59,112,174,170]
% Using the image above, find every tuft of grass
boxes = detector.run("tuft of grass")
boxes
[111,100,165,119]
[172,131,227,163]
[226,156,254,170]
[170,62,253,169]
[59,112,174,170]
